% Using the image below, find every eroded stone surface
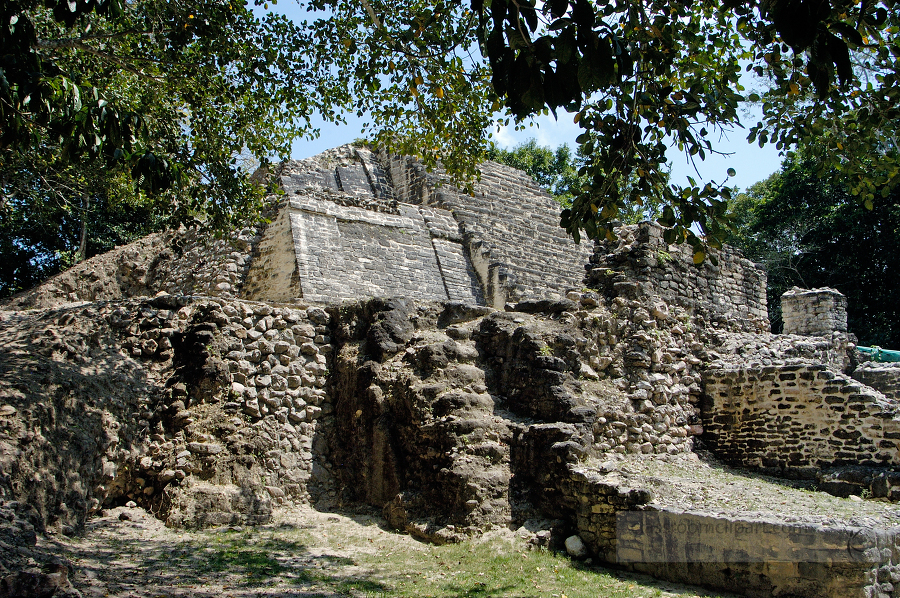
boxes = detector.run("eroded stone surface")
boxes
[3,145,900,598]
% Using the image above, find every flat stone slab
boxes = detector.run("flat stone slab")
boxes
[582,455,900,598]
[598,455,900,528]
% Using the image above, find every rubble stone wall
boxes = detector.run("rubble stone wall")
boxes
[587,223,769,332]
[0,296,338,532]
[1,227,261,311]
[702,364,900,474]
[782,287,849,336]
[321,292,706,543]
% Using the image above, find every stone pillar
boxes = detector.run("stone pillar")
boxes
[781,287,848,336]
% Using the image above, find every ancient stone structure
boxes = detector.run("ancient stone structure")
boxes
[241,145,593,309]
[855,363,900,402]
[703,364,900,473]
[586,221,769,333]
[3,144,900,598]
[782,286,849,336]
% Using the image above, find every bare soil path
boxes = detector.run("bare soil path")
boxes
[45,504,738,598]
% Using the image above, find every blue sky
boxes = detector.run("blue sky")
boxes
[275,1,785,193]
[293,108,783,193]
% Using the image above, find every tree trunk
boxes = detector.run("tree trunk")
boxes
[75,195,89,263]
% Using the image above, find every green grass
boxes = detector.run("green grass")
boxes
[367,540,665,598]
[193,531,288,577]
[161,522,735,598]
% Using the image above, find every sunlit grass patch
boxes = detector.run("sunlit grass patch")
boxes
[348,532,733,598]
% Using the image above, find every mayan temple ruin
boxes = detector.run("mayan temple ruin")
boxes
[2,144,900,598]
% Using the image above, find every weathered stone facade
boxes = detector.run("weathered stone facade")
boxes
[782,286,849,336]
[241,145,592,309]
[2,226,261,311]
[247,147,478,304]
[703,364,900,474]
[3,145,900,598]
[855,363,900,401]
[587,222,769,332]
[0,296,338,532]
[385,153,596,307]
[616,509,900,598]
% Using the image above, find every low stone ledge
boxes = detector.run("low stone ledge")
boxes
[615,507,900,598]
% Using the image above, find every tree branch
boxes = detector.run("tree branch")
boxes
[36,39,164,81]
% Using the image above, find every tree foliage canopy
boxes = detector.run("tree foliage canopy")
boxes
[1,0,498,294]
[727,152,900,348]
[3,0,899,284]
[1,0,337,229]
[302,0,899,262]
[470,0,899,260]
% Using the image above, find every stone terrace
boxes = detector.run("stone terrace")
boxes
[6,144,900,598]
[385,152,595,307]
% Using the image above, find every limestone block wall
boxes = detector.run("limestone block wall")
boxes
[782,287,848,336]
[615,509,900,598]
[586,223,769,332]
[242,203,302,302]
[384,153,595,307]
[284,196,482,303]
[290,197,445,303]
[249,146,484,305]
[706,329,854,374]
[702,364,900,473]
[854,363,900,401]
[557,465,652,559]
[278,145,398,210]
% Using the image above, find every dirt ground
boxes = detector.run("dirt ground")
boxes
[44,504,737,598]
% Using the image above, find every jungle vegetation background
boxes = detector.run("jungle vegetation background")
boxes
[2,0,897,344]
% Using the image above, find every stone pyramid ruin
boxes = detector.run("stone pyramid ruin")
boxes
[2,144,900,598]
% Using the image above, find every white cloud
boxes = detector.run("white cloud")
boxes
[493,112,582,150]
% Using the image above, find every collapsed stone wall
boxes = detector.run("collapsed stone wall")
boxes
[854,363,900,401]
[705,327,855,374]
[0,296,337,533]
[1,226,261,311]
[0,290,707,542]
[702,364,900,474]
[587,222,769,333]
[694,287,899,479]
[313,288,706,543]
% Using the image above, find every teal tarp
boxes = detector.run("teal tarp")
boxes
[857,346,900,363]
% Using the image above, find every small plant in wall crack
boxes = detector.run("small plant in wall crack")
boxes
[539,345,553,357]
